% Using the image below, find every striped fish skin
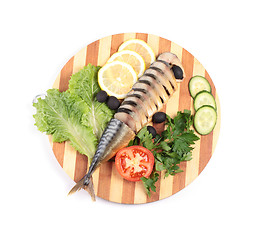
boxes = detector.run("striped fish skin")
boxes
[68,52,184,200]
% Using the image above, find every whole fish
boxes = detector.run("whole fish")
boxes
[68,52,185,200]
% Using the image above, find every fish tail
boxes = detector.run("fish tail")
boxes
[68,175,96,201]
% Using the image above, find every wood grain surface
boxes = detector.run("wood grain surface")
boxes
[48,33,221,204]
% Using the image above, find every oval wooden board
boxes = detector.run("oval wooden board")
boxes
[48,33,221,204]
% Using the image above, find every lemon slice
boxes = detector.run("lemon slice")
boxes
[107,50,146,78]
[98,60,137,99]
[118,39,155,69]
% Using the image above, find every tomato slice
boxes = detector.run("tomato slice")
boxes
[115,146,154,182]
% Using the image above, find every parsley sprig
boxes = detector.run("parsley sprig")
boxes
[129,110,200,197]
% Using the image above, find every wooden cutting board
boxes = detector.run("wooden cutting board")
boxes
[48,33,221,204]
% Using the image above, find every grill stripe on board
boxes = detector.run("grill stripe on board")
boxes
[86,40,99,66]
[198,70,215,174]
[74,153,88,183]
[59,56,74,92]
[136,32,148,42]
[172,48,194,195]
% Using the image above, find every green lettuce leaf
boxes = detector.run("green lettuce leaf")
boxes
[33,89,97,161]
[68,64,113,139]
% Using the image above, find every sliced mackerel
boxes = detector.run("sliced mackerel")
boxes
[144,68,174,96]
[133,81,163,110]
[138,74,169,102]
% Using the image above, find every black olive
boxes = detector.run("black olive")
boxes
[107,96,121,110]
[172,65,183,79]
[96,91,108,103]
[152,112,166,123]
[147,126,157,138]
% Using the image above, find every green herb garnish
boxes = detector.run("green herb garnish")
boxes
[129,110,200,196]
[141,172,159,198]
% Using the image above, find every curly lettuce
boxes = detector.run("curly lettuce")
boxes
[68,64,114,140]
[33,89,97,161]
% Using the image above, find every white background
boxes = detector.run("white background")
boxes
[1,0,256,239]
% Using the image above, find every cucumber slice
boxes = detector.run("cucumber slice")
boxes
[189,76,211,98]
[194,105,217,135]
[194,91,216,111]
